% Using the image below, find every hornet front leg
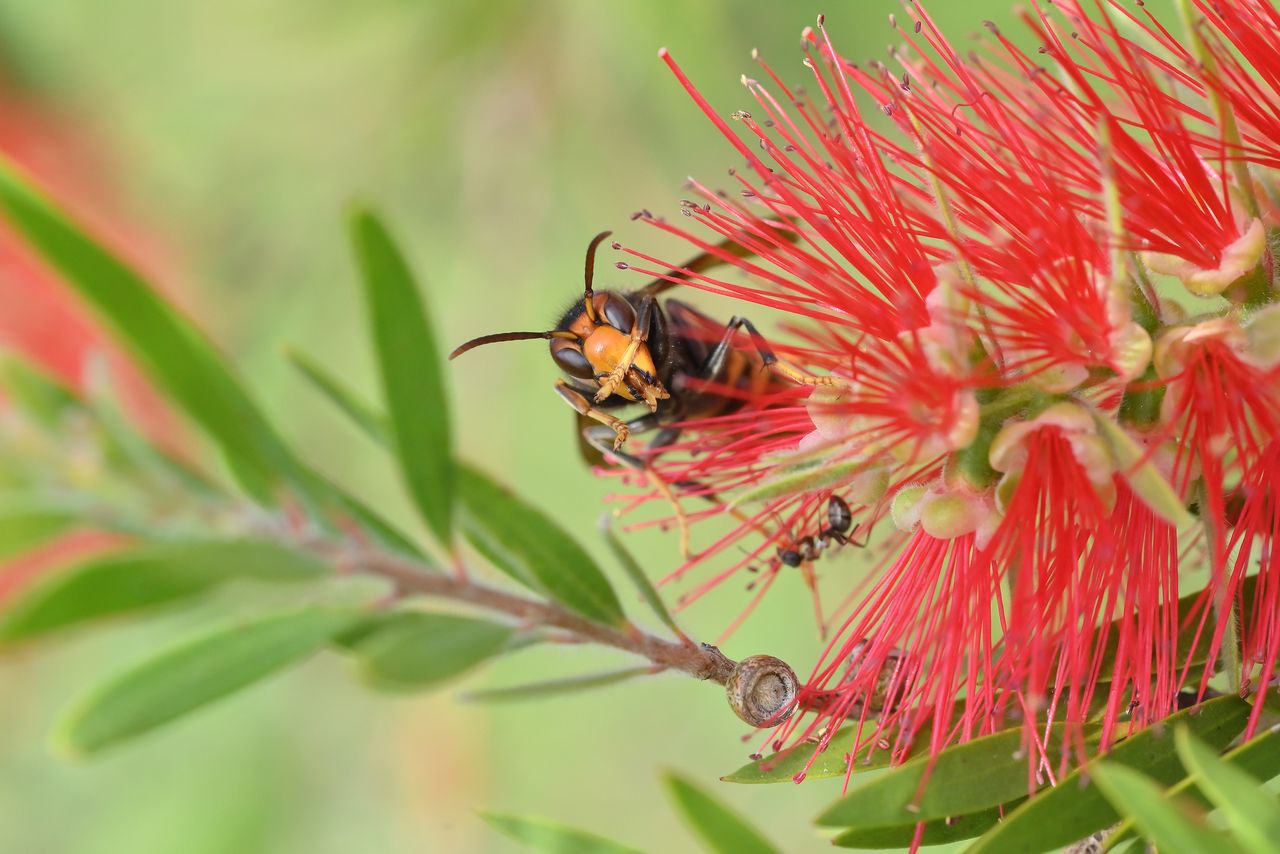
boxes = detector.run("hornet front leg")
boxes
[556,380,630,450]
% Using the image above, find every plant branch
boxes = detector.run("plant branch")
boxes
[315,539,740,684]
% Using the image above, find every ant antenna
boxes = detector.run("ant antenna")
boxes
[582,230,613,324]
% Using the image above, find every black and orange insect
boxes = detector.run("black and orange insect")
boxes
[449,229,833,468]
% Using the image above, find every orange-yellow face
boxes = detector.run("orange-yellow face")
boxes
[550,293,668,408]
[580,326,660,401]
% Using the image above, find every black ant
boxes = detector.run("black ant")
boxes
[776,495,861,567]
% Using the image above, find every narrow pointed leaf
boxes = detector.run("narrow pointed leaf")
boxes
[83,357,216,493]
[479,812,646,854]
[664,771,780,854]
[0,356,80,427]
[338,611,512,691]
[1104,725,1280,850]
[0,504,78,562]
[0,159,304,503]
[1092,410,1193,528]
[1174,727,1280,854]
[458,465,625,626]
[1089,763,1237,854]
[967,695,1251,854]
[725,723,922,784]
[287,348,390,444]
[286,359,431,559]
[602,522,678,634]
[327,486,428,560]
[728,458,865,509]
[0,539,327,644]
[57,607,360,755]
[831,800,1025,849]
[1094,573,1258,683]
[350,208,453,544]
[463,666,651,703]
[817,723,1098,827]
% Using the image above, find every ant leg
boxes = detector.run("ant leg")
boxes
[820,524,868,550]
[555,380,631,450]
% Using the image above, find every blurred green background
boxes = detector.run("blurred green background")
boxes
[0,2,1068,851]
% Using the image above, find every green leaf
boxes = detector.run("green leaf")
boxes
[660,773,778,854]
[0,356,80,427]
[967,695,1251,854]
[817,723,1099,828]
[57,607,359,755]
[327,486,428,560]
[0,539,326,644]
[1104,725,1280,850]
[338,611,512,691]
[664,772,779,854]
[727,457,868,509]
[1092,409,1193,528]
[601,522,679,634]
[287,348,390,444]
[478,812,646,854]
[0,159,304,504]
[1175,727,1280,854]
[350,208,453,545]
[831,800,1025,849]
[458,464,625,627]
[463,666,651,703]
[1094,573,1259,684]
[286,356,434,559]
[1089,763,1237,854]
[82,356,216,494]
[725,724,918,784]
[0,503,77,561]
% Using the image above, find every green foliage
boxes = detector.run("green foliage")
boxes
[350,207,454,546]
[1091,408,1193,527]
[0,356,80,427]
[1104,724,1280,848]
[831,803,1024,850]
[463,666,652,703]
[336,610,513,691]
[287,348,390,442]
[724,723,903,784]
[1173,727,1280,854]
[290,345,632,628]
[57,607,362,755]
[0,540,325,644]
[0,159,310,504]
[602,522,680,634]
[966,696,1251,853]
[817,723,1101,829]
[458,464,626,627]
[663,771,780,854]
[1090,762,1236,854]
[479,812,647,854]
[0,502,78,562]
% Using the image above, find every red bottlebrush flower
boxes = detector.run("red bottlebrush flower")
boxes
[607,0,1280,785]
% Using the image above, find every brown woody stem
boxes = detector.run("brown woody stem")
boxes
[317,540,739,684]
